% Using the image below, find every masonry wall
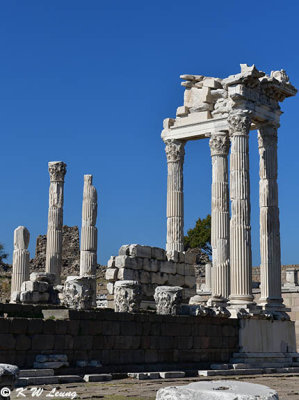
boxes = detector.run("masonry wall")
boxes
[0,310,239,370]
[106,245,197,303]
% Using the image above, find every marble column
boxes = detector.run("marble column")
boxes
[45,161,67,284]
[258,124,284,309]
[228,112,254,307]
[80,174,98,276]
[164,139,185,253]
[10,226,30,302]
[208,133,230,305]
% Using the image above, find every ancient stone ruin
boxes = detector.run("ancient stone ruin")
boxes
[2,65,299,396]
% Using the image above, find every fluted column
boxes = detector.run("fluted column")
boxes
[208,133,230,305]
[10,226,30,302]
[80,174,98,276]
[258,124,284,309]
[45,161,67,284]
[164,139,185,253]
[228,112,254,306]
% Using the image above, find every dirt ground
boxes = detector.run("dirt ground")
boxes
[10,373,299,400]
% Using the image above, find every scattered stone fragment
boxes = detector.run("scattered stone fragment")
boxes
[83,374,112,382]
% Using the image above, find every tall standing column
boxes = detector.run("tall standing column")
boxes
[45,161,67,284]
[208,133,230,305]
[80,174,98,276]
[258,124,284,309]
[164,139,185,253]
[228,112,254,307]
[10,226,30,302]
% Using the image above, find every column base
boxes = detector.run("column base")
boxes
[229,294,254,306]
[207,295,228,308]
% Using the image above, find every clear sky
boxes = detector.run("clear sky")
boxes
[0,0,298,267]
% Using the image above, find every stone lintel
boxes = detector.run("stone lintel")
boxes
[162,106,280,142]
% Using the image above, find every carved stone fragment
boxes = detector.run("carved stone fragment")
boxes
[114,280,142,313]
[154,286,183,315]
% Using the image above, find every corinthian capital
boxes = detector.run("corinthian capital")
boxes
[258,123,278,149]
[164,139,185,163]
[228,111,251,136]
[48,161,67,182]
[209,133,230,156]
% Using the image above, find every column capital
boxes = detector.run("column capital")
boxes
[258,123,278,149]
[209,133,230,156]
[164,139,185,163]
[48,161,67,182]
[228,111,251,136]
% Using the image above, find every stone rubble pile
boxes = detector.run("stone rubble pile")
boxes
[0,364,19,400]
[106,244,197,302]
[18,272,59,304]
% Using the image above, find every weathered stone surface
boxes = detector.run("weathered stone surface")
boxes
[114,280,142,313]
[83,374,112,382]
[10,226,30,303]
[159,371,185,379]
[80,175,98,277]
[154,286,183,315]
[21,280,49,293]
[20,291,49,303]
[164,140,185,253]
[160,261,176,274]
[30,272,55,284]
[115,255,138,269]
[62,276,96,310]
[45,161,67,284]
[209,133,230,306]
[151,247,166,261]
[117,268,137,281]
[129,244,152,258]
[105,268,118,281]
[156,380,279,400]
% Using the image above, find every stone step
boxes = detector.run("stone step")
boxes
[17,376,59,386]
[84,374,113,382]
[233,353,286,358]
[276,367,299,373]
[199,369,264,377]
[232,363,291,369]
[128,372,160,380]
[230,357,292,364]
[19,369,54,377]
[159,371,185,379]
[17,375,83,387]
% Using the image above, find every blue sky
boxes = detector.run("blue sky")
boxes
[0,1,298,267]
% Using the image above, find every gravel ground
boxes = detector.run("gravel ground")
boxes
[10,373,299,400]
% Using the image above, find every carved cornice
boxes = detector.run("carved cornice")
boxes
[228,112,251,136]
[48,162,67,182]
[209,134,230,156]
[164,139,185,163]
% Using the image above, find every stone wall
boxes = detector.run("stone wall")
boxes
[253,290,299,351]
[106,245,198,302]
[0,310,239,370]
[252,265,299,284]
